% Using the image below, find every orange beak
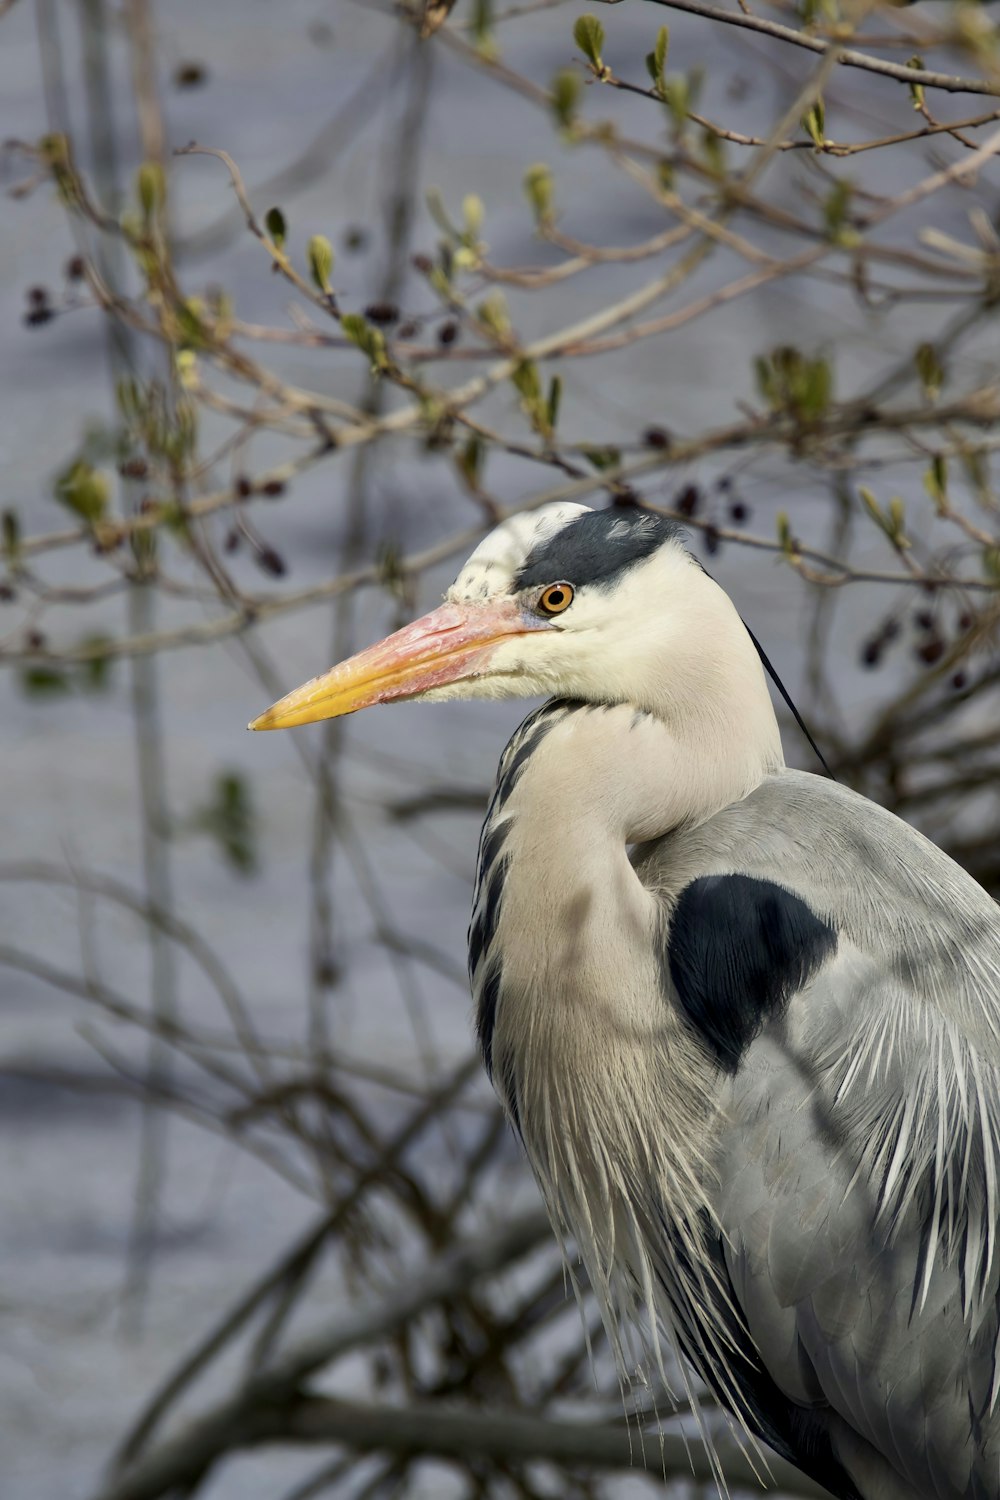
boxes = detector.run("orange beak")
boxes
[249,598,545,730]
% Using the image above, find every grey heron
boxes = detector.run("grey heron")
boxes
[252,502,1000,1500]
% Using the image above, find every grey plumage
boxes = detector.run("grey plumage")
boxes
[254,502,1000,1499]
[662,774,1000,1497]
[474,717,1000,1500]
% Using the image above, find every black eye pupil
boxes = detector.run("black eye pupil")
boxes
[549,590,563,605]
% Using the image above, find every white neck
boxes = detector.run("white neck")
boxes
[476,621,783,1383]
[492,680,779,1015]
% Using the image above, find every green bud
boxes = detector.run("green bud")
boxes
[264,206,287,249]
[775,511,795,557]
[340,313,388,373]
[136,162,164,223]
[754,345,832,420]
[551,69,581,130]
[860,485,906,543]
[800,357,832,418]
[511,361,549,435]
[888,495,909,548]
[21,667,70,698]
[701,129,726,180]
[583,446,621,472]
[546,375,562,433]
[40,133,77,206]
[915,342,944,400]
[523,163,554,225]
[426,187,456,239]
[462,194,484,240]
[477,291,511,339]
[54,458,110,524]
[573,14,605,71]
[472,0,494,51]
[661,76,690,131]
[192,770,258,877]
[961,448,989,504]
[906,57,925,111]
[175,350,199,390]
[645,25,669,97]
[923,454,949,514]
[456,434,485,492]
[823,178,852,241]
[858,486,881,522]
[2,508,21,564]
[176,299,208,352]
[524,163,554,225]
[428,261,453,298]
[799,0,840,23]
[511,360,542,405]
[306,234,335,294]
[802,98,825,149]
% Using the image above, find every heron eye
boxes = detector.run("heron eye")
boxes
[538,583,574,616]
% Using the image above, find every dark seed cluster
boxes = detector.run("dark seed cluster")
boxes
[663,475,750,557]
[364,303,399,325]
[24,285,54,327]
[173,60,208,88]
[254,545,286,577]
[860,605,975,683]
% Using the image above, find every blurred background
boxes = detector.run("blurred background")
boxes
[2,1,1000,1497]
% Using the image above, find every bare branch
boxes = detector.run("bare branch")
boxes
[627,0,1000,97]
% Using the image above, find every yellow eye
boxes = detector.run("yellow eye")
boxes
[538,582,574,616]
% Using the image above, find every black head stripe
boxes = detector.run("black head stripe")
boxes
[513,508,684,592]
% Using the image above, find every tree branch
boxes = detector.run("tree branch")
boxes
[257,1394,829,1497]
[628,0,1000,97]
[96,1209,554,1500]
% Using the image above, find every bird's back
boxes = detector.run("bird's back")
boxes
[636,770,1000,1499]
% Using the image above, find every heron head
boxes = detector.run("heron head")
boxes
[249,503,712,730]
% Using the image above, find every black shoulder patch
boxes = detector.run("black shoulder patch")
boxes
[513,508,684,592]
[667,875,837,1073]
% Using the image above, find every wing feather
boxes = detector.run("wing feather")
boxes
[636,769,1000,1497]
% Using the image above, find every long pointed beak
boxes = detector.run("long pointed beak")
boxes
[249,597,542,730]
